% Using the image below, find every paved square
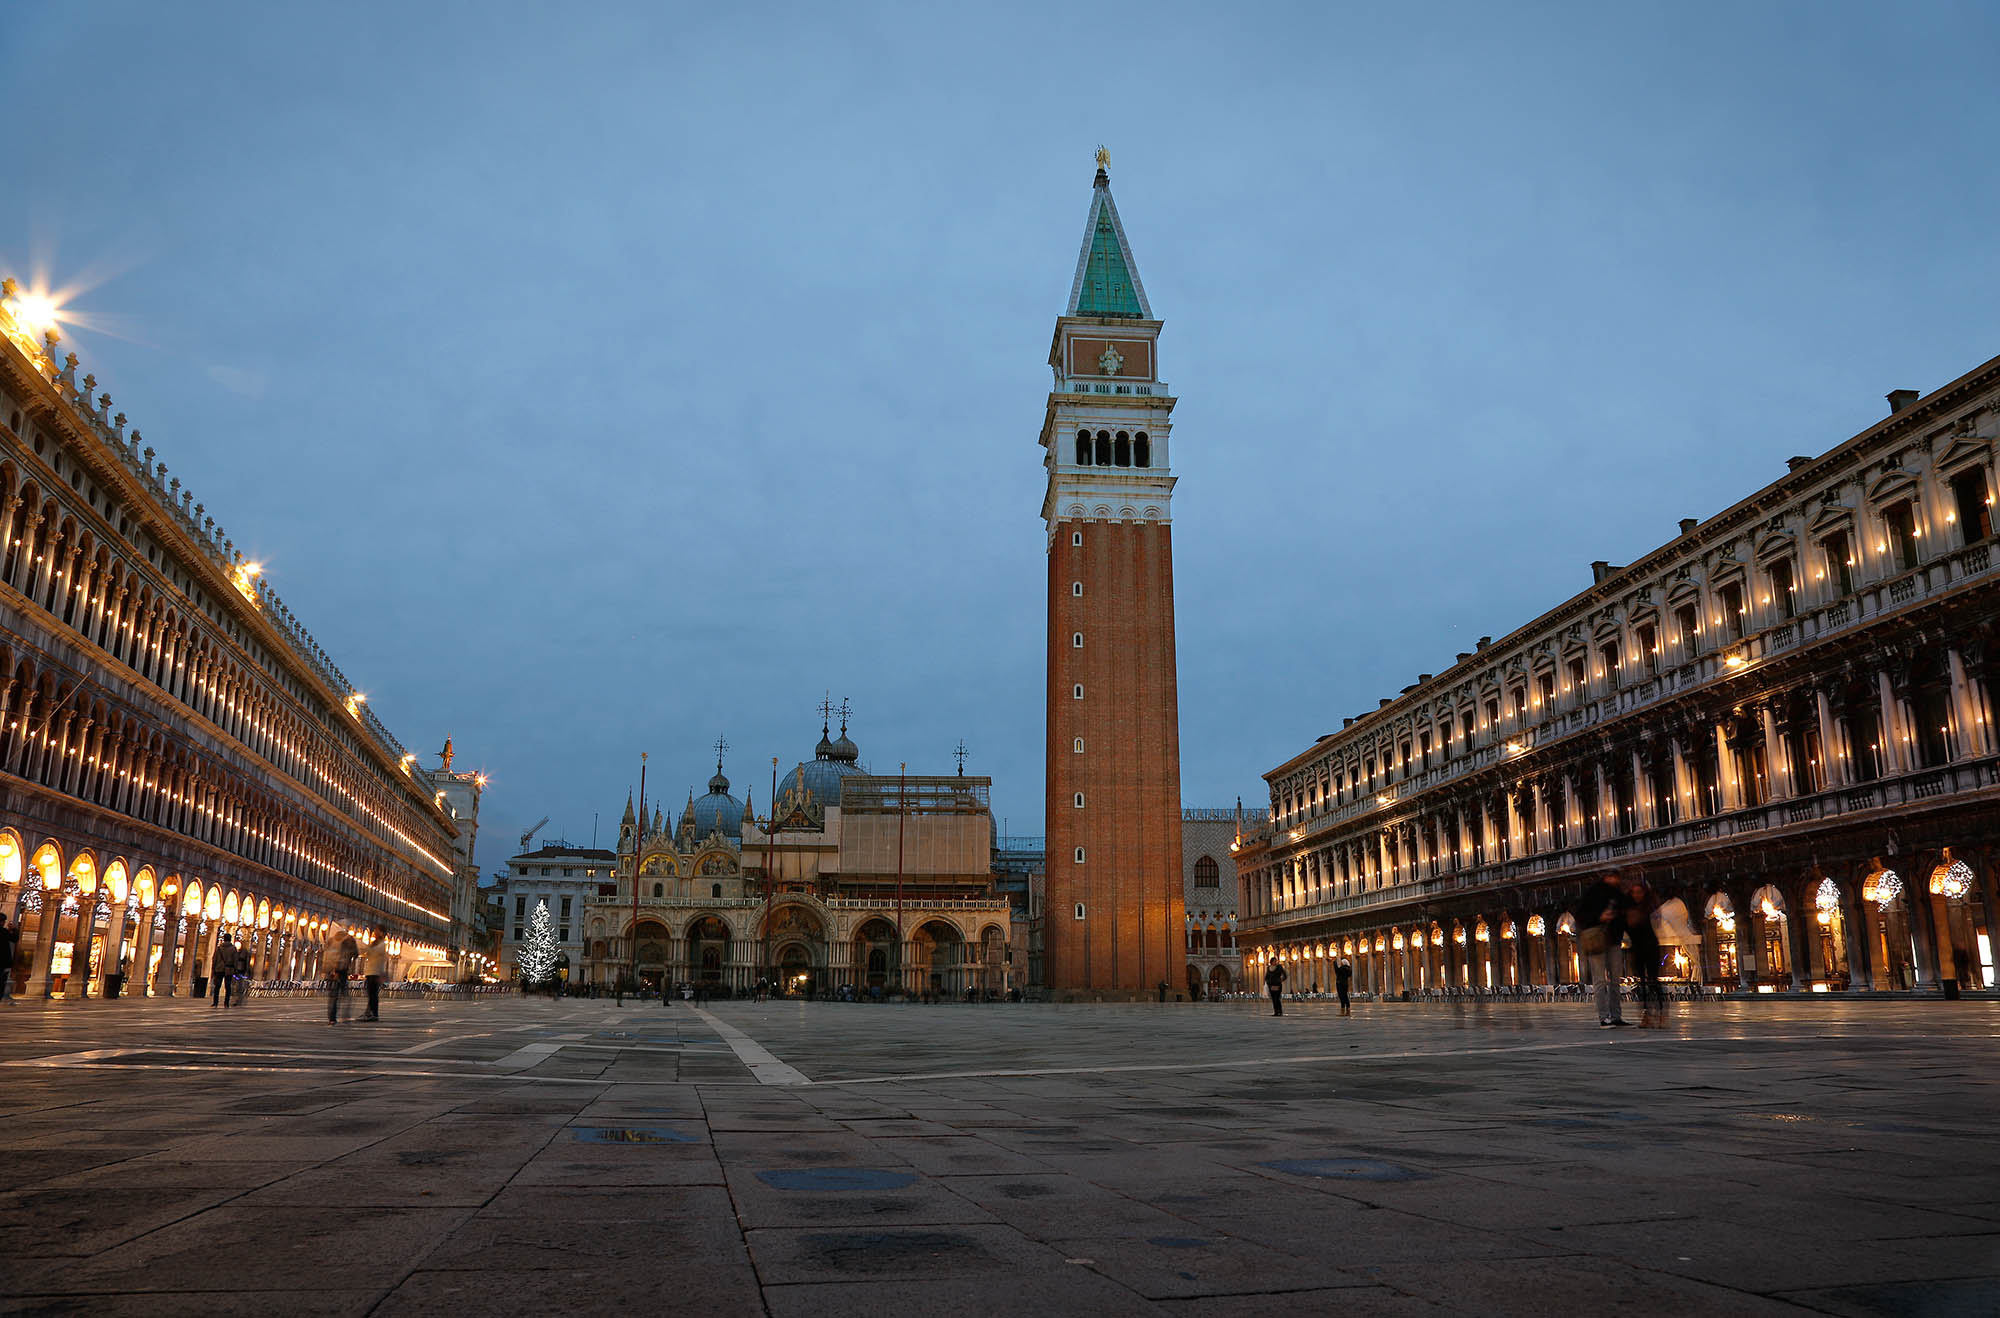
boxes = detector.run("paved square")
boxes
[3,996,1997,1315]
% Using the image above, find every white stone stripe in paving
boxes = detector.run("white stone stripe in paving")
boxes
[688,1006,809,1085]
[0,1055,631,1085]
[807,1030,1890,1085]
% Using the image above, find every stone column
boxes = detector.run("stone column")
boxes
[100,897,129,996]
[1906,861,1942,989]
[1815,690,1847,787]
[1716,724,1741,812]
[153,898,181,996]
[1761,705,1792,799]
[1594,760,1612,838]
[23,887,62,998]
[131,902,158,996]
[1947,649,1990,757]
[1729,885,1756,991]
[1785,882,1810,991]
[1669,737,1694,818]
[1875,670,1908,775]
[65,886,101,998]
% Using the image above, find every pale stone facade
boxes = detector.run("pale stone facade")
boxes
[0,285,470,997]
[1240,361,2000,1000]
[582,724,1016,996]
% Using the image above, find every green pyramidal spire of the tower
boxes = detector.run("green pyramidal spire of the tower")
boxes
[1066,151,1151,319]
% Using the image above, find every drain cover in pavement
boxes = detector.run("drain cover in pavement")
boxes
[572,1127,697,1144]
[756,1167,917,1191]
[1259,1157,1426,1182]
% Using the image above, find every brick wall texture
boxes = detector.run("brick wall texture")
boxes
[1045,518,1185,993]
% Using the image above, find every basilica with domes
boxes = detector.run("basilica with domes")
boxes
[578,714,1020,997]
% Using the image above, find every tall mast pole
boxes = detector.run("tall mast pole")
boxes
[895,760,907,995]
[764,756,777,991]
[631,751,646,985]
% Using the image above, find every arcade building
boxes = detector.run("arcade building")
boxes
[1239,356,2000,998]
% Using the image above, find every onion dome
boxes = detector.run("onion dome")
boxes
[778,718,866,808]
[688,763,744,845]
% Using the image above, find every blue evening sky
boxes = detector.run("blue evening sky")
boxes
[5,2,1997,864]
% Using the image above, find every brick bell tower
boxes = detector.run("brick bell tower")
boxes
[1042,150,1185,997]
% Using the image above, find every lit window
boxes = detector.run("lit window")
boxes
[1073,737,1084,753]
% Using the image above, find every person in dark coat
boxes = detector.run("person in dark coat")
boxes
[1334,956,1353,1016]
[1264,958,1288,1016]
[1624,878,1665,1027]
[0,915,19,1003]
[211,936,236,1007]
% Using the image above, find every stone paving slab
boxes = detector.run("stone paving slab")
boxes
[1,994,1997,1314]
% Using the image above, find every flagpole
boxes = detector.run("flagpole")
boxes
[631,751,646,986]
[764,756,777,993]
[895,761,907,996]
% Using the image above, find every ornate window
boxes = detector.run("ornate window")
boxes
[1194,856,1219,887]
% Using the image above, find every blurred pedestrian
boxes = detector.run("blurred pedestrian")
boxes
[1575,872,1629,1027]
[211,935,236,1008]
[1335,956,1353,1016]
[0,914,19,1003]
[1264,957,1288,1016]
[325,929,357,1023]
[1624,878,1665,1027]
[360,930,387,1020]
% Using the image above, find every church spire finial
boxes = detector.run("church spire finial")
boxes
[1066,152,1149,319]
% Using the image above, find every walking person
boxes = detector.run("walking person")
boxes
[0,914,19,1004]
[1264,957,1288,1016]
[211,935,236,1008]
[324,928,357,1023]
[1575,872,1629,1027]
[360,931,387,1021]
[1335,956,1353,1016]
[1623,878,1665,1028]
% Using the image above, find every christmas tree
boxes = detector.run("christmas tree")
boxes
[517,899,557,987]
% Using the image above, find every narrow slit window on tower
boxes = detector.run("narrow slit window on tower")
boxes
[1072,631,1083,648]
[1074,430,1091,465]
[1074,792,1085,808]
[1072,683,1084,699]
[1074,902,1087,918]
[1074,849,1086,865]
[1072,530,1083,546]
[1073,737,1084,753]
[1134,431,1150,467]
[1073,581,1083,596]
